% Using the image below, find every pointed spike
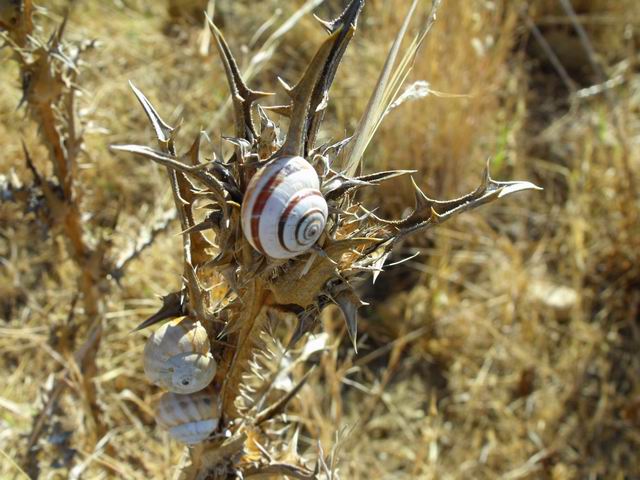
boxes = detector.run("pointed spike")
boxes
[477,158,492,192]
[333,288,363,352]
[22,139,42,186]
[497,181,543,197]
[198,203,222,211]
[209,19,249,138]
[323,169,414,200]
[410,177,432,210]
[313,14,333,34]
[372,251,391,284]
[203,250,234,269]
[276,76,293,94]
[218,315,244,339]
[257,104,271,126]
[247,90,275,102]
[132,291,185,331]
[186,132,203,166]
[222,136,252,149]
[358,169,417,184]
[183,263,207,318]
[262,104,292,118]
[168,118,184,152]
[326,0,365,33]
[322,175,371,200]
[288,427,301,458]
[253,440,274,462]
[128,81,173,144]
[179,220,215,236]
[484,157,492,179]
[50,10,69,47]
[110,144,193,174]
[429,206,443,223]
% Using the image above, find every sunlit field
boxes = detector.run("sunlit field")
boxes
[1,0,639,478]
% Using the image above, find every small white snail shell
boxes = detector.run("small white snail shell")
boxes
[155,391,219,444]
[241,156,328,259]
[143,317,216,394]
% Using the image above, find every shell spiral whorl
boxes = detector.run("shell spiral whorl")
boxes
[241,156,328,259]
[155,391,219,444]
[143,317,217,395]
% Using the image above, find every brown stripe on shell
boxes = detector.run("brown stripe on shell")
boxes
[278,191,325,252]
[249,161,308,255]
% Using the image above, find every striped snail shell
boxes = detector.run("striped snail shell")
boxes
[143,317,216,394]
[241,156,328,259]
[155,391,219,444]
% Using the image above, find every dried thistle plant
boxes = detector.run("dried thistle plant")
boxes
[2,2,179,475]
[111,0,540,477]
[1,1,112,472]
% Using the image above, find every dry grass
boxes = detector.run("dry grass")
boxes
[1,0,639,478]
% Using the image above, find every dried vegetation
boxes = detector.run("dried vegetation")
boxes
[1,0,639,478]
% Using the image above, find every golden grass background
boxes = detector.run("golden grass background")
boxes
[1,0,639,478]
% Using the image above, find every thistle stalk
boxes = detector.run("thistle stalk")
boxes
[112,0,540,477]
[1,3,142,474]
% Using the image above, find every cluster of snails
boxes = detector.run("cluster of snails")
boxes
[144,155,326,444]
[144,317,220,444]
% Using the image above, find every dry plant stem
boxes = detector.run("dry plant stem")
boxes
[113,1,540,477]
[8,0,108,458]
[219,280,270,419]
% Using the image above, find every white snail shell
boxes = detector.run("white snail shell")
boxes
[155,391,219,444]
[241,156,328,259]
[143,317,216,394]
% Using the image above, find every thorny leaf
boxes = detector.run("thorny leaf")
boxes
[393,161,542,239]
[123,84,226,311]
[304,0,365,155]
[323,169,415,200]
[208,16,273,142]
[277,17,356,158]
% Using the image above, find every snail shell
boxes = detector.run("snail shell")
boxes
[241,156,328,259]
[155,391,219,444]
[143,317,216,394]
